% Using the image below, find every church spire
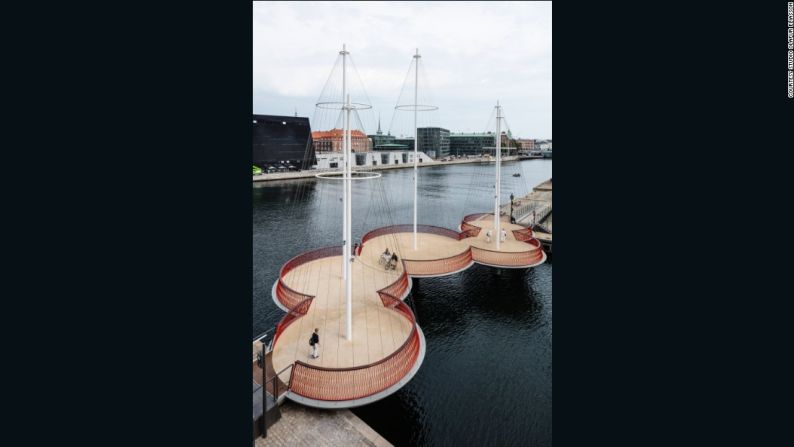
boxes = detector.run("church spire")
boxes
[376,113,382,135]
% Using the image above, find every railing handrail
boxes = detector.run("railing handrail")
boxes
[293,325,417,373]
[252,330,270,343]
[279,245,343,278]
[273,297,315,345]
[470,243,541,255]
[265,363,293,384]
[361,224,462,245]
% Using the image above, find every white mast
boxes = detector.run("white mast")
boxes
[494,101,502,250]
[340,44,352,341]
[345,94,352,341]
[412,48,420,250]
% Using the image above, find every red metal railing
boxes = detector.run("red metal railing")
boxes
[273,297,314,346]
[377,269,410,302]
[403,249,473,276]
[275,246,342,310]
[288,325,421,401]
[459,222,482,239]
[462,213,490,223]
[361,224,462,245]
[287,265,421,402]
[359,225,472,276]
[470,245,545,267]
[512,228,535,242]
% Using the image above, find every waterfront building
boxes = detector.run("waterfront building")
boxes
[252,114,315,169]
[417,127,450,159]
[311,128,370,153]
[449,132,494,156]
[516,138,535,150]
[368,117,399,149]
[393,137,415,151]
[312,151,433,169]
[449,131,519,157]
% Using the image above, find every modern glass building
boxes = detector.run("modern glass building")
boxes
[393,137,415,151]
[449,132,495,156]
[417,127,450,159]
[252,114,315,169]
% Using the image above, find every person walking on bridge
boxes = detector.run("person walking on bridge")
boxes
[309,328,320,359]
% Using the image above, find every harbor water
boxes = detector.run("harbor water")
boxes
[254,159,552,446]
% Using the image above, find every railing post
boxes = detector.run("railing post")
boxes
[260,346,266,439]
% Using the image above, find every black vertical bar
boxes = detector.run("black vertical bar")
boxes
[261,347,266,439]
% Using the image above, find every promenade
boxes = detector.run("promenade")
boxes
[253,156,527,182]
[256,402,391,447]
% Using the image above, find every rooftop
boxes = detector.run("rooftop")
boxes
[312,129,367,139]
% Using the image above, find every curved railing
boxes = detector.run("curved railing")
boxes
[462,213,490,223]
[377,268,410,302]
[403,249,473,276]
[512,228,535,242]
[459,222,481,239]
[470,245,545,267]
[275,246,342,310]
[273,297,314,346]
[360,225,472,277]
[361,224,462,245]
[287,265,421,402]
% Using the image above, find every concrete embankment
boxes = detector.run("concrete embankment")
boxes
[256,401,392,447]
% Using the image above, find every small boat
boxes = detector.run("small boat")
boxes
[512,173,521,177]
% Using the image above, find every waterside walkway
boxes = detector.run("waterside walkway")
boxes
[253,155,530,182]
[256,401,391,447]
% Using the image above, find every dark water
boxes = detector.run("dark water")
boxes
[253,159,552,447]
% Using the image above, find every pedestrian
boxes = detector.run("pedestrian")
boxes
[390,253,398,270]
[486,229,492,243]
[500,228,507,242]
[309,328,320,359]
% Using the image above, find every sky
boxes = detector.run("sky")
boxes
[253,1,551,139]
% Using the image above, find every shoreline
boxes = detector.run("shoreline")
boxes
[252,155,544,182]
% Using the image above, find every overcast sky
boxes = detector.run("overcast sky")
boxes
[253,1,551,139]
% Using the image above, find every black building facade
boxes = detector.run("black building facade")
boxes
[252,114,315,169]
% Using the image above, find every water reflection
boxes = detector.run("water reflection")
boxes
[253,159,552,446]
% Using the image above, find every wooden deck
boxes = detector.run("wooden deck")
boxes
[271,231,467,378]
[364,232,468,261]
[271,255,412,374]
[461,214,540,252]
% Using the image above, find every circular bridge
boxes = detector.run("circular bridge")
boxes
[267,217,545,408]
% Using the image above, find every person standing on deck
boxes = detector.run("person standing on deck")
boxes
[486,229,492,243]
[309,328,320,359]
[500,228,507,242]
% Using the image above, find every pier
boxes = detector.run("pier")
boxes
[503,178,552,253]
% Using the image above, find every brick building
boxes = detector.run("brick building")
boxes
[311,129,370,153]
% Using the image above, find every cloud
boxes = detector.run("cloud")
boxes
[253,1,552,138]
